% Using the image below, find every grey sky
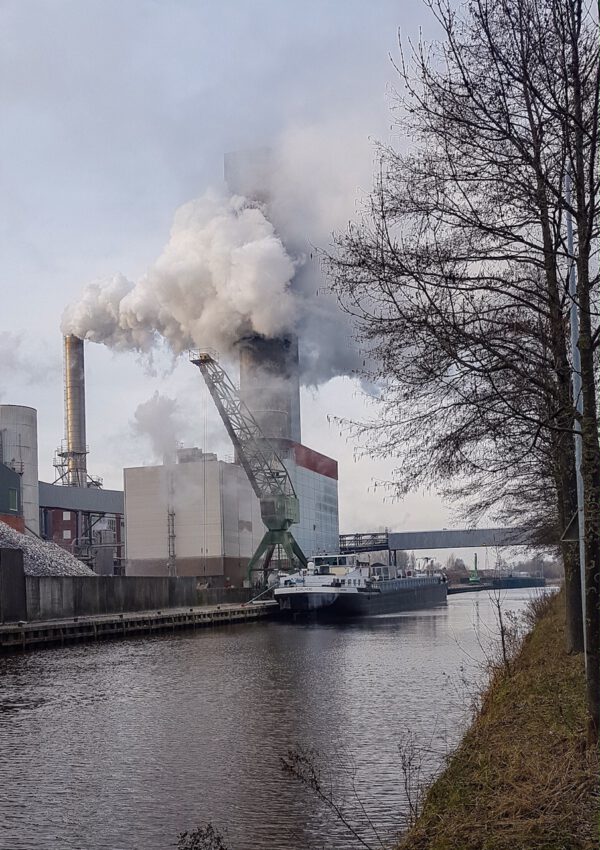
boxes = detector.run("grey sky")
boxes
[0,0,506,566]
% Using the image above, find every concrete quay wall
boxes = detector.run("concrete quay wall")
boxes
[0,550,253,623]
[25,576,252,621]
[0,549,27,622]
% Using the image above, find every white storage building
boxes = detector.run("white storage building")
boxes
[124,443,339,585]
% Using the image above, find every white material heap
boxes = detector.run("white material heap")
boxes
[0,521,95,577]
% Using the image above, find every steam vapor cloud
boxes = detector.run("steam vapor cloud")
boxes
[62,191,299,355]
[0,332,60,395]
[62,142,369,386]
[131,391,183,464]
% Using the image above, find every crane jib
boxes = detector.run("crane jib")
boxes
[190,352,308,582]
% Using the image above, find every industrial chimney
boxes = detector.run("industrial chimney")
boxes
[238,334,301,442]
[62,334,88,487]
[224,149,302,444]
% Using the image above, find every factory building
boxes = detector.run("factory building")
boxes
[42,151,340,582]
[33,333,126,574]
[0,391,125,574]
[278,440,338,556]
[125,448,263,583]
[124,442,339,585]
[39,482,125,575]
[122,148,340,583]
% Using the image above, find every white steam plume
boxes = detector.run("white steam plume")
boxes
[132,391,183,464]
[62,190,298,355]
[63,134,376,387]
[0,331,60,396]
[269,122,376,384]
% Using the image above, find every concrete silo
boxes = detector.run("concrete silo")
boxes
[0,405,39,535]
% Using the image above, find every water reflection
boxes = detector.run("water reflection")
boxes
[0,590,538,850]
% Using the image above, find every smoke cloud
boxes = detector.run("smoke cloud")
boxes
[0,332,60,395]
[131,391,183,464]
[62,191,299,355]
[269,118,376,384]
[62,134,372,387]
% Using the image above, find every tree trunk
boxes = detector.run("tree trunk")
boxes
[562,543,584,653]
[537,185,583,653]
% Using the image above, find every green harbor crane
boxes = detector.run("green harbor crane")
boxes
[190,350,308,584]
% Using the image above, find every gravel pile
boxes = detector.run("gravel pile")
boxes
[0,521,95,576]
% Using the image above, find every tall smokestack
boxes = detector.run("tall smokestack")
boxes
[63,334,88,486]
[238,334,301,442]
[225,149,302,444]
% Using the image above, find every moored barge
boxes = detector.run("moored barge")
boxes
[273,556,447,618]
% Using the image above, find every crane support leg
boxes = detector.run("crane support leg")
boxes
[246,534,274,581]
[282,534,308,569]
[247,530,308,584]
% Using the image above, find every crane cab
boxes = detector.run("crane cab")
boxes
[260,494,300,530]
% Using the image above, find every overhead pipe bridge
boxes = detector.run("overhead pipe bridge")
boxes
[340,527,543,553]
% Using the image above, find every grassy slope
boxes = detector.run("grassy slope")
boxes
[398,593,598,850]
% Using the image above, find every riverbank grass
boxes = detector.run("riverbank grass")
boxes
[398,591,598,850]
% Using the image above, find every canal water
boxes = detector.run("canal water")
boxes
[0,589,542,850]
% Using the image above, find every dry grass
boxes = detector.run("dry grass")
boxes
[397,592,599,850]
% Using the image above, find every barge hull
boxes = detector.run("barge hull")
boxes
[331,582,447,617]
[277,581,447,619]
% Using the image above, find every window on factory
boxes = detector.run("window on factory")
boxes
[8,489,17,512]
[63,511,71,521]
[63,530,71,540]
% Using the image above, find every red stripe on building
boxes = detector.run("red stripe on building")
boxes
[292,443,338,480]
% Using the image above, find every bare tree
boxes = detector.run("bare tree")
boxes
[328,0,599,736]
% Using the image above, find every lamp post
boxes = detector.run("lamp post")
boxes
[565,170,587,670]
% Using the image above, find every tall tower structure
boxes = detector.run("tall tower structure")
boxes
[54,335,101,487]
[224,149,302,443]
[238,334,301,442]
[60,335,88,486]
[63,335,87,486]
